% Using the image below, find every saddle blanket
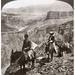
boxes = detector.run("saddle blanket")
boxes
[28,50,34,59]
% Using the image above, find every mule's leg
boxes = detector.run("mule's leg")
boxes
[31,59,35,69]
[58,48,63,57]
[23,64,25,69]
[19,65,22,69]
[61,51,63,57]
[27,61,31,68]
[47,53,50,62]
[51,49,53,61]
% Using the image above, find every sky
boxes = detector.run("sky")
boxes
[2,0,57,9]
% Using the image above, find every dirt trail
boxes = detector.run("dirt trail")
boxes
[3,53,73,75]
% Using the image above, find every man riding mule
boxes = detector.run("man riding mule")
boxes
[45,31,55,61]
[10,34,36,69]
[45,31,71,61]
[22,34,34,60]
[21,34,36,68]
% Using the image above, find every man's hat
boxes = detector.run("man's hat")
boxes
[49,31,54,35]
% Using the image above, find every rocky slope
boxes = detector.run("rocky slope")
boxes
[1,19,74,74]
[1,7,74,75]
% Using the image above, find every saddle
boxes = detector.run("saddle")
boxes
[23,49,34,60]
[23,51,29,60]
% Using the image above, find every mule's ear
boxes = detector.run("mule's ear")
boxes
[11,49,14,54]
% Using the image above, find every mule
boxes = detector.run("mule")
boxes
[45,41,71,61]
[10,49,36,69]
[54,42,72,57]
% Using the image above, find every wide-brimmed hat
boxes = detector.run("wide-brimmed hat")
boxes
[50,40,53,43]
[49,31,54,35]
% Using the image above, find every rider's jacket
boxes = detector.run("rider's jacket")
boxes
[48,35,55,43]
[22,40,31,52]
[45,35,55,53]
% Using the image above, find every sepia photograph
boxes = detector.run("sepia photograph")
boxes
[1,0,74,75]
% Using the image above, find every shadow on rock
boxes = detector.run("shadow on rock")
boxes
[4,68,31,75]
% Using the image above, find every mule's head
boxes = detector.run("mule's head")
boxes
[10,50,22,65]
